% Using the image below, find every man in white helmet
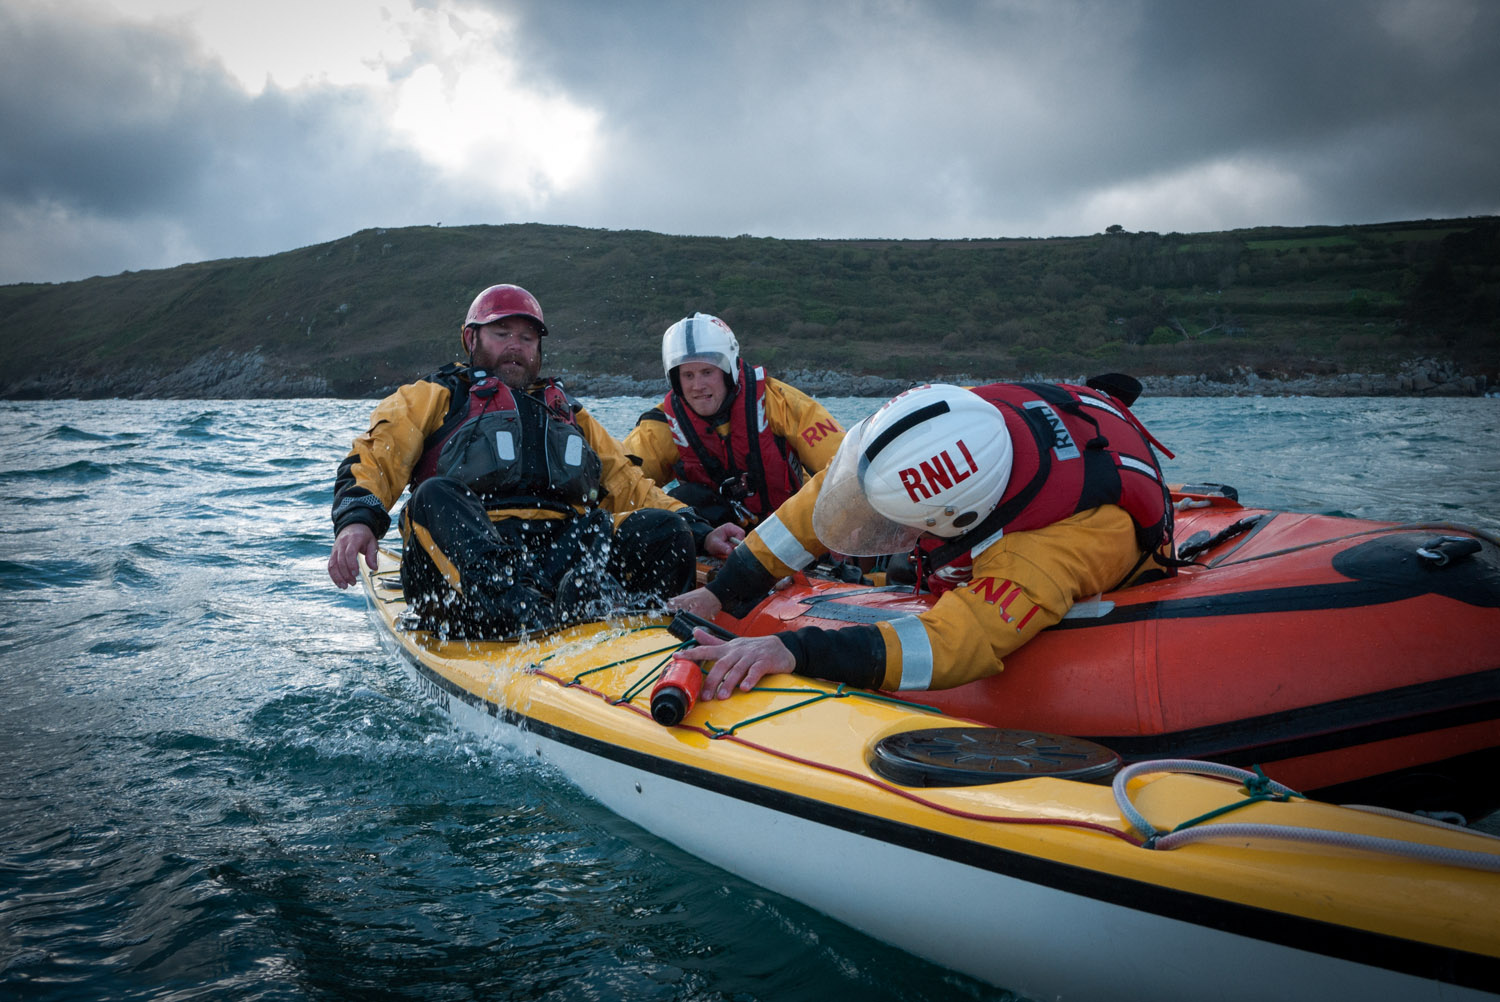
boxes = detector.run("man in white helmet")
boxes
[623,313,845,551]
[670,378,1174,695]
[328,283,738,637]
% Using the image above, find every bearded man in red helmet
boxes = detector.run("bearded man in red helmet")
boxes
[329,283,737,637]
[669,379,1175,696]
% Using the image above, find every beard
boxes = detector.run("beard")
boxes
[494,353,542,389]
[474,346,542,389]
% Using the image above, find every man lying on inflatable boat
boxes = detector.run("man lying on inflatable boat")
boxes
[670,378,1176,698]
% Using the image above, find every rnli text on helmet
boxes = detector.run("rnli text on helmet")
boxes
[898,440,980,502]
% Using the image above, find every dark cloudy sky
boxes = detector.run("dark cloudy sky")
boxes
[3,0,1497,285]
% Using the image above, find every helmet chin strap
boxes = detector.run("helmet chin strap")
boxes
[707,376,739,425]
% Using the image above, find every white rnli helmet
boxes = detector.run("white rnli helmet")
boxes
[662,313,740,388]
[812,384,1013,556]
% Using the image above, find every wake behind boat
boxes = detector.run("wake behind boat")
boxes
[359,490,1500,1001]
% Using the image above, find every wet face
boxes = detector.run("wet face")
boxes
[465,316,543,389]
[677,361,732,417]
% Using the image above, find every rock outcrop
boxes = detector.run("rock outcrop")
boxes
[2,348,329,399]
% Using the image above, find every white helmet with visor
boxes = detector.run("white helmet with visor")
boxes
[662,314,740,387]
[812,384,1013,555]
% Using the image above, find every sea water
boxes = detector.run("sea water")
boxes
[1,395,1497,1002]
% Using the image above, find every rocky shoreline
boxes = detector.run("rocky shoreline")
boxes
[2,352,1491,400]
[559,359,1492,400]
[1139,361,1490,399]
[1,348,335,400]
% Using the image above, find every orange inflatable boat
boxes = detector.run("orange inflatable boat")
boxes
[723,485,1500,814]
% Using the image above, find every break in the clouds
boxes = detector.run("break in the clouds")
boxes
[1,0,1497,285]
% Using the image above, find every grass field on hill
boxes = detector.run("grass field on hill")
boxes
[2,217,1495,398]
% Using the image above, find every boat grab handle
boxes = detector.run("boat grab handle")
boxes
[1415,535,1482,566]
[667,610,739,644]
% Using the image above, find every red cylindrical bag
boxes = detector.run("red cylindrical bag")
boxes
[650,657,703,726]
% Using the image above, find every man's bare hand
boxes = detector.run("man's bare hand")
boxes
[673,628,795,700]
[704,522,746,559]
[668,587,722,620]
[328,523,379,589]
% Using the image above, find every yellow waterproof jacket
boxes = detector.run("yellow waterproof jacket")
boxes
[706,470,1147,691]
[622,375,844,504]
[332,367,691,539]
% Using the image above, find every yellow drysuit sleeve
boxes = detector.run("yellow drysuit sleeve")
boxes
[871,505,1145,690]
[708,472,1145,691]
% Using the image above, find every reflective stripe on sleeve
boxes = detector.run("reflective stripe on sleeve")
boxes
[1119,455,1159,479]
[756,514,816,571]
[1079,395,1126,420]
[889,615,935,690]
[332,493,386,520]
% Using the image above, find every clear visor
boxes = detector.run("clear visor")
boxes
[812,417,924,557]
[669,351,735,377]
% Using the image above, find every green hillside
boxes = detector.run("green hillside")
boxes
[1,217,1496,398]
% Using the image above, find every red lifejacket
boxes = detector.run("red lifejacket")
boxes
[665,361,803,521]
[412,370,602,511]
[915,381,1173,595]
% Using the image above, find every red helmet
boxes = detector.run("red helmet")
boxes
[463,284,547,335]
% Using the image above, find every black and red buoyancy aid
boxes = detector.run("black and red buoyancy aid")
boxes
[665,361,803,520]
[412,368,602,511]
[916,381,1173,594]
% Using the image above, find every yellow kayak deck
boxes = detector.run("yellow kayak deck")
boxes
[361,550,1500,994]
